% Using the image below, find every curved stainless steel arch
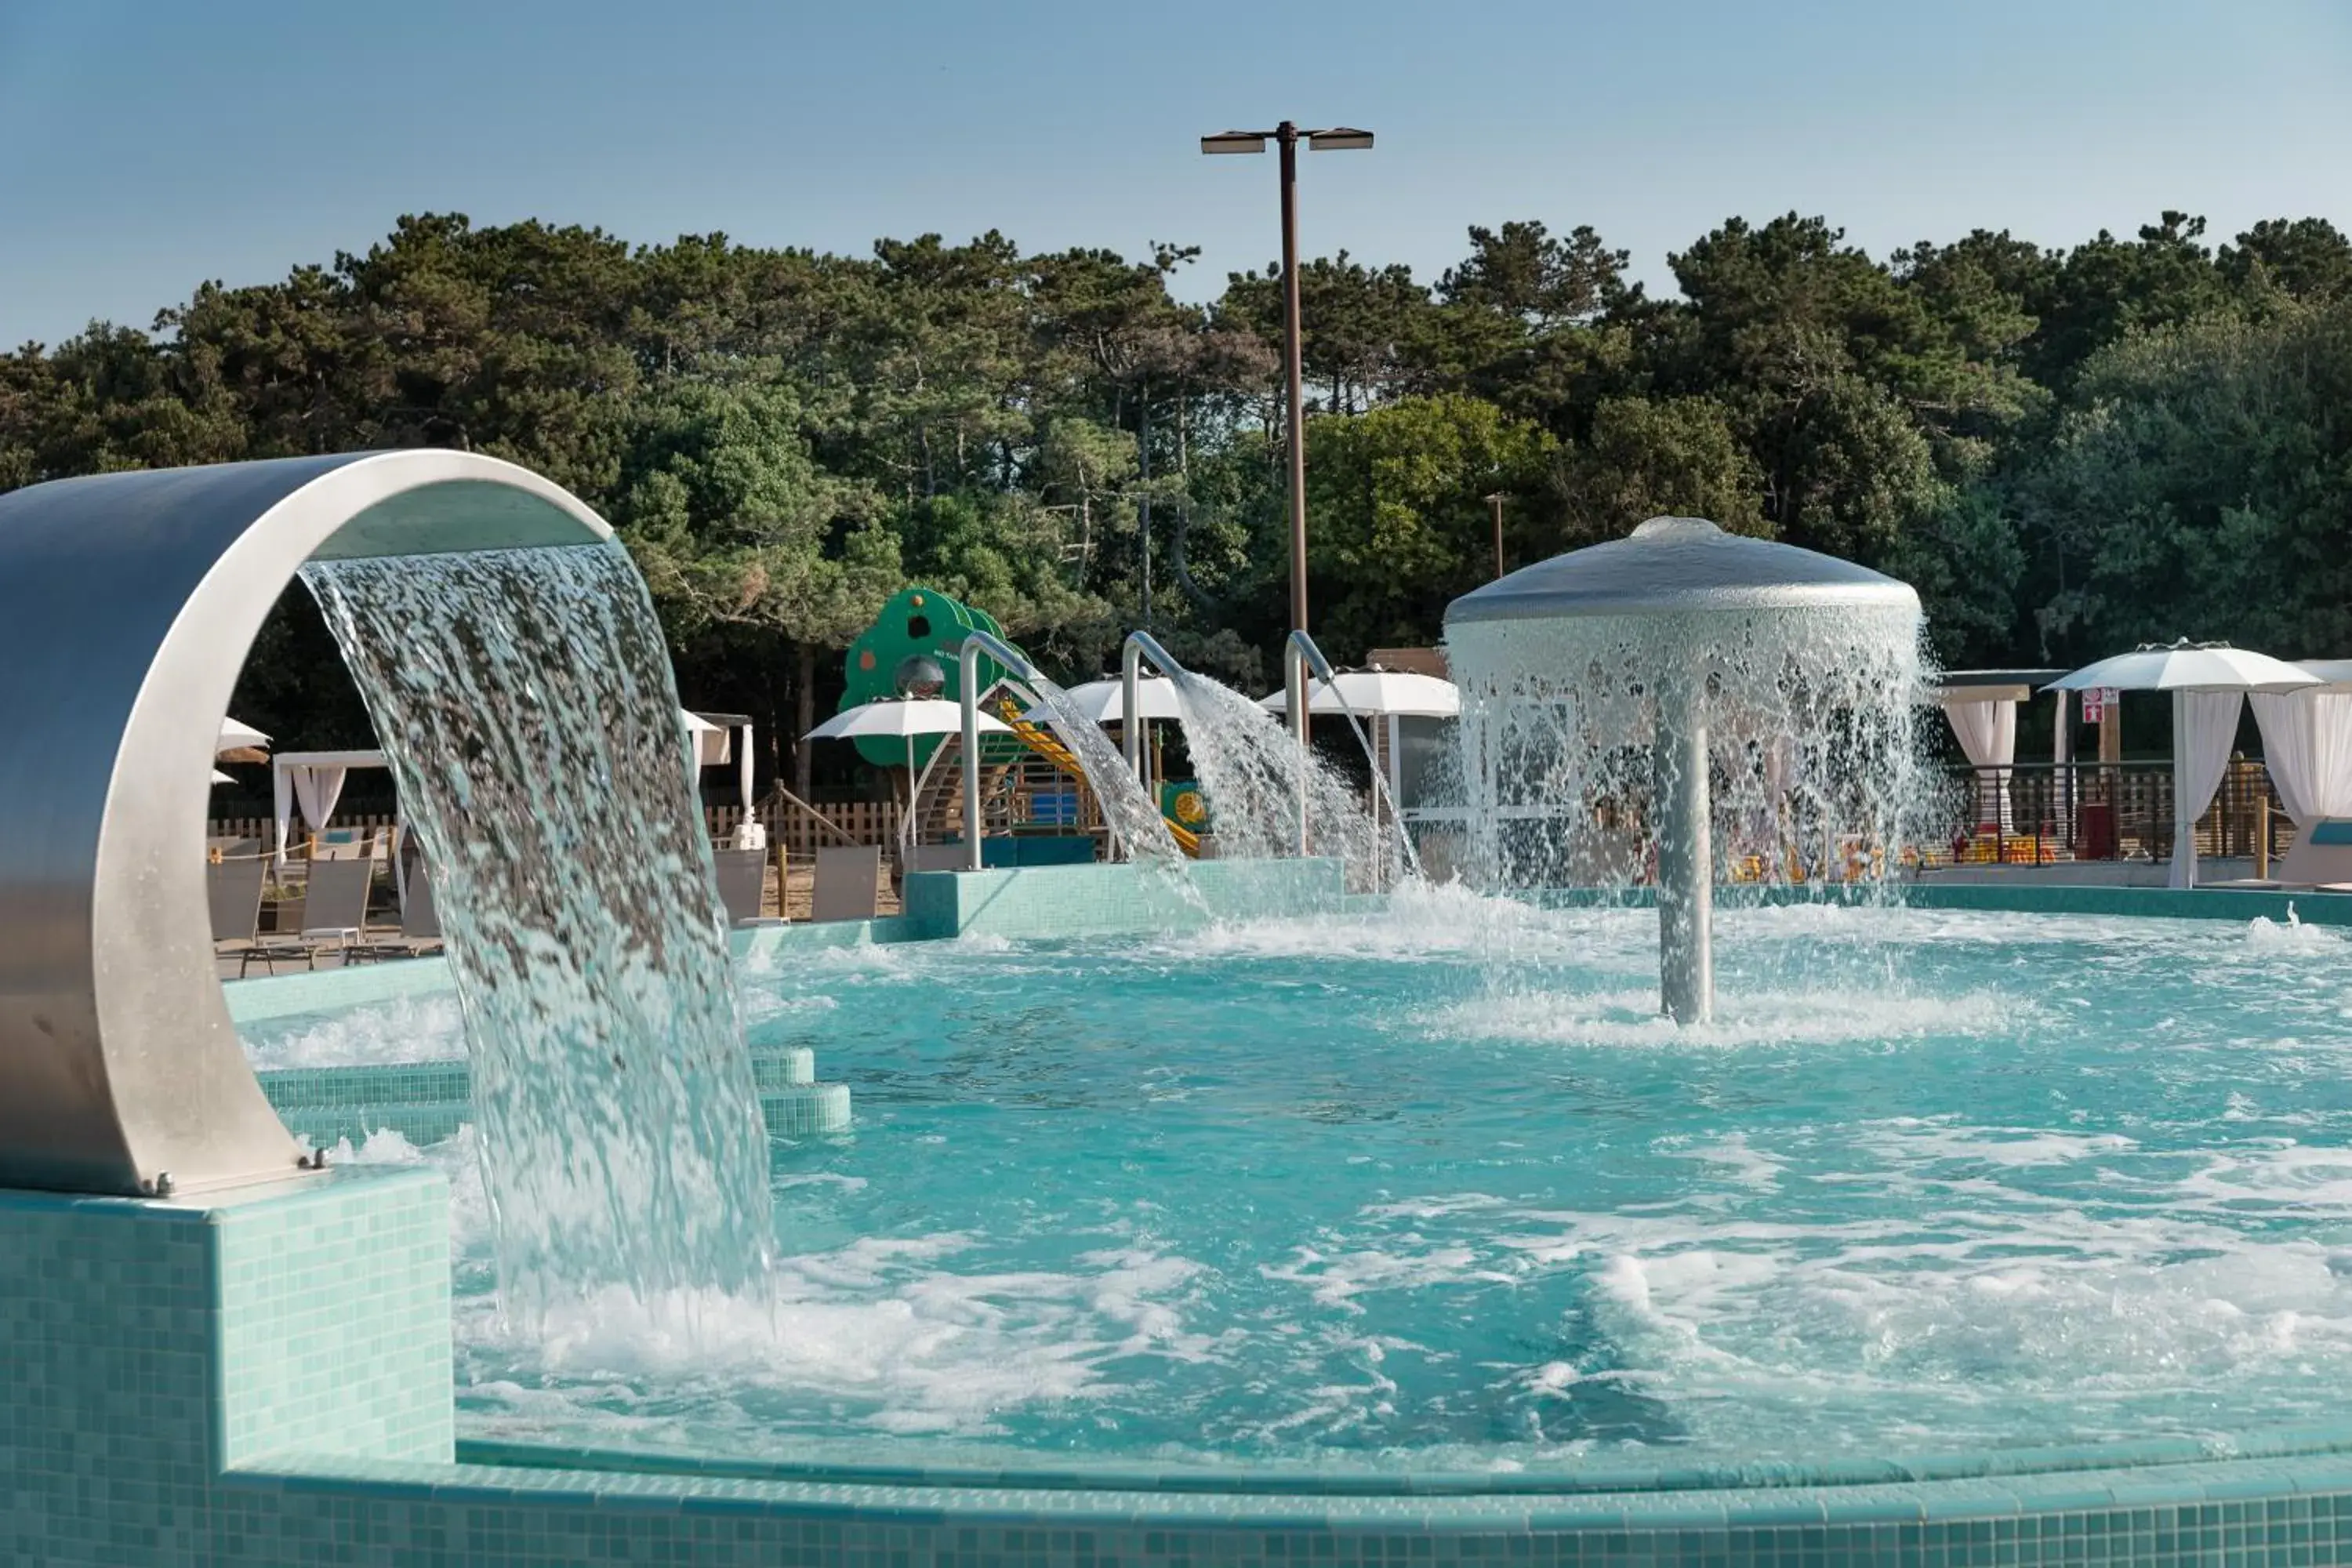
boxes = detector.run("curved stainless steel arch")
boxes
[0,451,614,1196]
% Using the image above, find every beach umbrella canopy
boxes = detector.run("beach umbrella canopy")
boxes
[2045,640,2319,695]
[1257,670,1461,717]
[2047,642,2318,890]
[805,699,1010,742]
[217,716,270,763]
[807,698,1014,802]
[1033,677,1185,725]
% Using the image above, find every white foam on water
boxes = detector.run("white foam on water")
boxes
[456,1236,1220,1446]
[1418,983,2012,1050]
[240,991,466,1070]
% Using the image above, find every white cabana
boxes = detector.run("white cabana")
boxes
[1935,680,2024,831]
[684,710,757,811]
[2248,661,2352,828]
[270,750,390,869]
[1032,677,1185,725]
[2048,641,2318,887]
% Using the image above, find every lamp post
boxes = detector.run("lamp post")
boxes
[1483,491,1507,579]
[1203,122,1374,641]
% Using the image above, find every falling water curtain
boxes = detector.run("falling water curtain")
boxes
[1940,699,2016,831]
[2171,689,2245,888]
[2249,691,2352,825]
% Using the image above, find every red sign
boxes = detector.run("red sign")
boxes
[2080,687,2118,724]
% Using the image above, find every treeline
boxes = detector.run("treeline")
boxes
[3,209,2349,789]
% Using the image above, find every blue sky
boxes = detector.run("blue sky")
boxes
[2,0,2347,347]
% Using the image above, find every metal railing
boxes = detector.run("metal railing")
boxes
[1924,758,2288,871]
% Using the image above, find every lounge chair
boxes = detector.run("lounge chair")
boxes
[207,853,268,949]
[398,844,442,946]
[2207,818,2352,891]
[810,844,883,923]
[240,856,378,975]
[712,846,771,925]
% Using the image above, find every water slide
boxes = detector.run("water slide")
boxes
[992,698,1203,856]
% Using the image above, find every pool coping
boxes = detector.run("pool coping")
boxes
[231,1439,2352,1531]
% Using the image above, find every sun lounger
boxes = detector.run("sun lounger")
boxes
[398,844,442,945]
[810,844,883,923]
[711,847,771,925]
[206,853,268,945]
[240,856,379,975]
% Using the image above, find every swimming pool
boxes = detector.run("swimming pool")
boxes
[237,886,2352,1479]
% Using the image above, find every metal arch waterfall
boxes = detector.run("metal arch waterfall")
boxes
[957,630,1044,872]
[0,451,620,1197]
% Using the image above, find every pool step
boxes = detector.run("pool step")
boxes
[256,1045,847,1147]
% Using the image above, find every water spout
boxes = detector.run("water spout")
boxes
[1121,630,1185,786]
[958,630,1042,872]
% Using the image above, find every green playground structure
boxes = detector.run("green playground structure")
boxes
[836,587,1204,853]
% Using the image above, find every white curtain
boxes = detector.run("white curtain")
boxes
[272,768,293,870]
[2250,690,2352,826]
[292,765,347,838]
[1941,699,2016,829]
[2050,689,2073,837]
[739,721,757,811]
[2172,689,2244,888]
[270,763,347,869]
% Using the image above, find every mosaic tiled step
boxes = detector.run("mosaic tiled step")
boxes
[258,1047,817,1109]
[256,1047,846,1146]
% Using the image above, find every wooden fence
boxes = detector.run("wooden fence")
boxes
[213,801,911,859]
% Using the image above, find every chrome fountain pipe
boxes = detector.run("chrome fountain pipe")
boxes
[1120,630,1186,784]
[1653,665,1714,1025]
[1283,631,1338,856]
[957,630,1042,873]
[1279,630,1422,885]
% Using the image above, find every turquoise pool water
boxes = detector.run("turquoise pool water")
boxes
[243,891,2352,1474]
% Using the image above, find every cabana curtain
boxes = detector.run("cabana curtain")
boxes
[1940,698,2016,829]
[2171,690,2244,889]
[2249,691,2352,826]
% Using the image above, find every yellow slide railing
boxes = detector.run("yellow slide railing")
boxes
[992,698,1201,857]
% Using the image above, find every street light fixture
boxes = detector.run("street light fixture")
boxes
[1201,121,1374,652]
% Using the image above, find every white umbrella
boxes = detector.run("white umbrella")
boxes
[808,699,1015,841]
[217,716,270,760]
[2045,641,2319,888]
[1032,677,1185,725]
[1257,670,1461,717]
[2045,641,2318,695]
[806,699,1011,743]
